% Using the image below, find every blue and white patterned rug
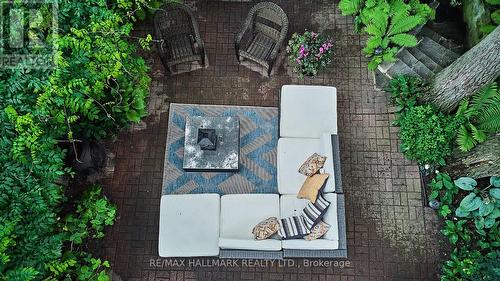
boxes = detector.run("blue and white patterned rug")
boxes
[162,103,278,195]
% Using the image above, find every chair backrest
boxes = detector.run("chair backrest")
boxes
[251,2,288,40]
[154,4,196,39]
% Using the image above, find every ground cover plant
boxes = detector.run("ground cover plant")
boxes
[429,174,500,280]
[388,74,500,280]
[0,0,156,279]
[388,76,462,166]
[339,0,434,69]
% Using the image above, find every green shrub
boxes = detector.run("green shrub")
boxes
[397,105,461,165]
[64,186,117,244]
[0,0,153,279]
[339,0,434,69]
[387,75,422,119]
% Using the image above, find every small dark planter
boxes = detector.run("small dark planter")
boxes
[69,140,106,175]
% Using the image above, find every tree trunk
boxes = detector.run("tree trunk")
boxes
[420,26,500,113]
[443,134,500,179]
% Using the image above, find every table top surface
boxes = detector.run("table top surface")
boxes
[183,116,240,171]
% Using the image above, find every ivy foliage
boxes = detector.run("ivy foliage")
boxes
[0,0,152,280]
[339,0,434,69]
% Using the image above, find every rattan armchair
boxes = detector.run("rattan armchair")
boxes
[154,3,207,75]
[235,2,288,77]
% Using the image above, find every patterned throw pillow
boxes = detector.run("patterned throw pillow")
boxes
[297,173,329,203]
[298,153,327,176]
[252,217,280,240]
[304,221,330,241]
[302,194,330,229]
[278,216,310,239]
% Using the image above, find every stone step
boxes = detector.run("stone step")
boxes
[419,26,464,54]
[385,59,423,80]
[416,37,460,68]
[407,47,443,73]
[396,48,434,78]
[373,68,391,91]
[427,21,465,45]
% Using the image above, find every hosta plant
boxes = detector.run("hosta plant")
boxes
[339,0,434,69]
[454,176,500,235]
[286,31,334,77]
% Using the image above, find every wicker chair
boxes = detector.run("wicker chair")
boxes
[154,3,207,74]
[235,2,288,76]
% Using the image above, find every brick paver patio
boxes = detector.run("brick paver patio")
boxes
[96,1,444,280]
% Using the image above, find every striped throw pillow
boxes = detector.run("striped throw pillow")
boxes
[278,216,310,239]
[302,194,330,229]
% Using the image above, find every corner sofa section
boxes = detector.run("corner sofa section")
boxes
[158,85,347,259]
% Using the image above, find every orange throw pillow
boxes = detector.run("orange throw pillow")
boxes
[297,173,329,203]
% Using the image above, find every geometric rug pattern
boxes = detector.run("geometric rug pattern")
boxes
[162,103,279,195]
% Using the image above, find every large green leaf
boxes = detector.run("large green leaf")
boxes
[488,208,500,219]
[492,9,500,25]
[339,0,363,16]
[455,206,470,218]
[387,15,422,36]
[491,176,500,188]
[479,201,495,217]
[454,177,477,190]
[460,193,482,211]
[485,0,500,5]
[389,33,418,47]
[484,217,496,228]
[125,109,141,122]
[475,217,485,230]
[490,188,500,199]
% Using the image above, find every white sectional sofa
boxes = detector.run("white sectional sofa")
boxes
[159,85,346,259]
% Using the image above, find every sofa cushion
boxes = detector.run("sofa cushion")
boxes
[298,153,327,176]
[302,193,330,229]
[304,221,330,241]
[278,138,336,194]
[278,216,310,239]
[280,85,337,138]
[220,194,281,251]
[280,194,339,250]
[219,238,281,251]
[159,194,220,257]
[252,217,280,240]
[297,173,329,203]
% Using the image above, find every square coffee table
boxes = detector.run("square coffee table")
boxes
[183,116,240,171]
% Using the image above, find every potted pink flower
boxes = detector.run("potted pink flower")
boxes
[286,31,333,77]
